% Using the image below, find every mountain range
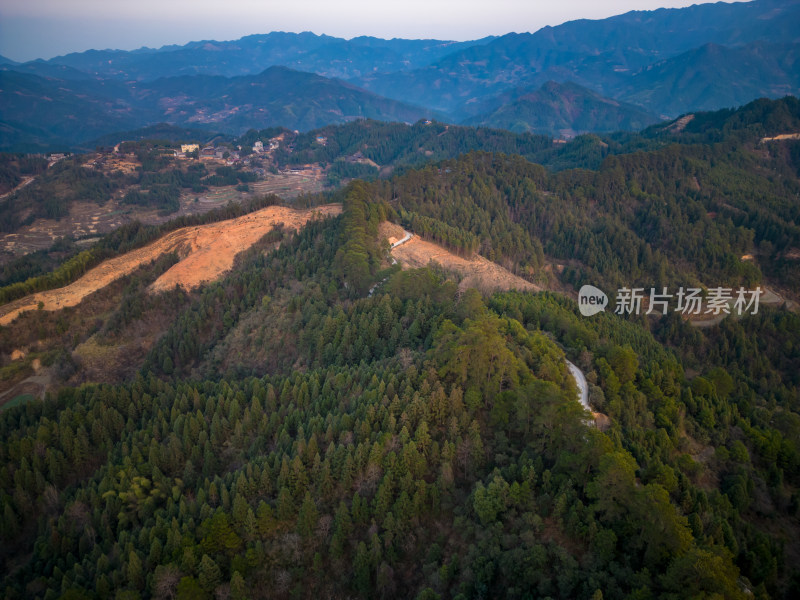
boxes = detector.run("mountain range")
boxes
[26,33,495,82]
[464,81,660,136]
[0,66,437,151]
[355,0,800,117]
[1,0,800,150]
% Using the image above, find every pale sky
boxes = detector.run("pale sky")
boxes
[0,0,750,62]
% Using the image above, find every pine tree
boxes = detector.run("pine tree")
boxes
[126,550,145,591]
[197,554,222,592]
[296,492,319,539]
[230,571,248,600]
[276,486,294,521]
[176,576,205,600]
[162,355,174,375]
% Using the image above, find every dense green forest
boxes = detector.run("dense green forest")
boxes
[0,186,798,599]
[385,129,799,297]
[242,120,553,170]
[0,98,799,599]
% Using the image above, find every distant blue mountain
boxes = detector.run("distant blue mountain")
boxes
[2,0,799,151]
[38,32,495,82]
[356,0,800,117]
[0,66,437,151]
[464,81,661,137]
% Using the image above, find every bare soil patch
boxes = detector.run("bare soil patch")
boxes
[379,222,408,246]
[380,222,540,294]
[0,374,50,409]
[760,133,800,143]
[150,204,340,292]
[668,114,694,133]
[0,205,341,325]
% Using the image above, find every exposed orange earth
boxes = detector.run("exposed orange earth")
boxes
[379,222,541,293]
[0,204,341,326]
[760,132,800,143]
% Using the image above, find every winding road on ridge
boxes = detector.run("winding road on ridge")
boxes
[387,225,592,417]
[566,360,590,412]
[369,229,414,296]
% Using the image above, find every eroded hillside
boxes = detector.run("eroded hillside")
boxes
[379,221,540,293]
[0,204,340,325]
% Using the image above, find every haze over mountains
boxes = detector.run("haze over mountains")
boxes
[1,0,800,150]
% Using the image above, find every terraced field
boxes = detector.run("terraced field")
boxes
[0,169,327,257]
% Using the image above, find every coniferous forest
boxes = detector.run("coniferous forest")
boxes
[0,98,799,600]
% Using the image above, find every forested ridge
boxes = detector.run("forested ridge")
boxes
[387,134,798,296]
[250,96,800,176]
[248,98,800,296]
[0,98,799,599]
[271,120,552,171]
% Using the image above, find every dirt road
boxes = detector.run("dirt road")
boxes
[0,176,36,201]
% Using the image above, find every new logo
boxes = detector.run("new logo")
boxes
[578,285,608,316]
